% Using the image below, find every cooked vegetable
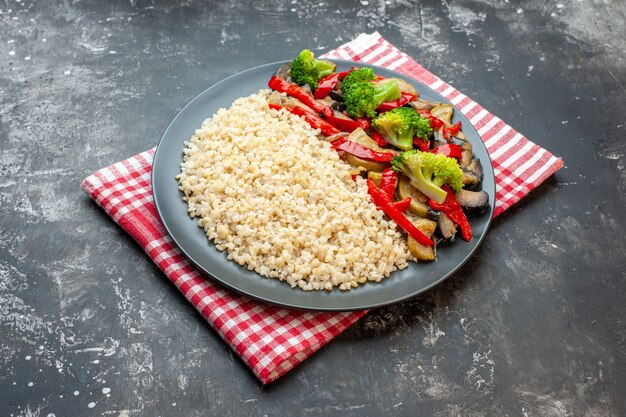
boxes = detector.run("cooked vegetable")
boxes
[330,138,395,162]
[398,175,429,217]
[438,212,457,240]
[428,186,472,241]
[407,216,437,261]
[269,104,340,137]
[289,49,336,88]
[265,59,489,267]
[372,107,432,151]
[379,168,398,198]
[461,158,483,187]
[367,171,383,187]
[432,143,463,160]
[268,75,332,117]
[345,154,387,172]
[409,97,440,111]
[367,178,433,247]
[325,110,369,132]
[431,104,453,124]
[341,69,402,118]
[340,68,376,92]
[460,142,473,167]
[454,189,489,212]
[391,150,464,204]
[313,73,340,99]
[377,92,417,112]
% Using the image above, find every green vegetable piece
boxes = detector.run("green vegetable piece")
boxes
[289,49,335,88]
[372,107,432,151]
[343,78,401,118]
[391,150,464,204]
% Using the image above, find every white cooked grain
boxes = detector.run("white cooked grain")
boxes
[177,90,410,290]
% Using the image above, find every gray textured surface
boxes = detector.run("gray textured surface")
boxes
[1,0,625,416]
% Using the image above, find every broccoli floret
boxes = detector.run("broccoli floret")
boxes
[371,107,432,151]
[343,79,401,118]
[391,150,464,203]
[340,68,376,93]
[289,49,335,88]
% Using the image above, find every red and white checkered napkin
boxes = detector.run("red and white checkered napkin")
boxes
[81,32,562,384]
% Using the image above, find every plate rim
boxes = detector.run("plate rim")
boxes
[152,59,495,311]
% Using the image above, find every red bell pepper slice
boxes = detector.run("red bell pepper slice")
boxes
[270,103,341,137]
[392,197,411,212]
[268,75,333,117]
[313,73,340,99]
[370,131,388,147]
[428,186,472,241]
[413,137,430,152]
[289,106,341,137]
[331,138,394,162]
[355,117,371,130]
[324,112,363,133]
[417,110,445,130]
[367,178,433,246]
[431,143,462,160]
[379,168,397,198]
[442,121,462,140]
[336,67,360,80]
[376,92,417,113]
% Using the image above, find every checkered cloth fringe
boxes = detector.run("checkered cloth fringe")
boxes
[81,32,563,384]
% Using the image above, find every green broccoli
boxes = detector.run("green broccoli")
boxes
[340,68,376,93]
[391,150,464,204]
[371,107,432,151]
[342,78,401,119]
[289,49,336,88]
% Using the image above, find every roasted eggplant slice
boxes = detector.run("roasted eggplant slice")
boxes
[406,215,437,261]
[460,142,473,167]
[438,212,457,240]
[344,154,387,172]
[276,63,292,83]
[409,97,440,111]
[461,159,483,187]
[367,171,383,187]
[398,175,429,217]
[454,189,489,212]
[430,104,453,125]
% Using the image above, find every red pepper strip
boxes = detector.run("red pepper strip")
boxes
[442,121,462,140]
[393,197,411,212]
[313,73,340,99]
[376,92,417,113]
[429,116,444,130]
[331,138,394,162]
[355,117,371,130]
[367,178,433,246]
[416,110,445,130]
[289,106,341,136]
[428,186,472,241]
[336,67,360,80]
[413,137,430,152]
[379,168,397,198]
[370,131,388,147]
[431,143,462,160]
[268,75,333,117]
[324,112,363,132]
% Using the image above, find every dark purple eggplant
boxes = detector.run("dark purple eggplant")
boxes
[461,158,483,187]
[455,189,489,212]
[276,63,292,83]
[438,212,457,240]
[460,142,473,167]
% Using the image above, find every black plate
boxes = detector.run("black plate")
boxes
[152,60,495,311]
